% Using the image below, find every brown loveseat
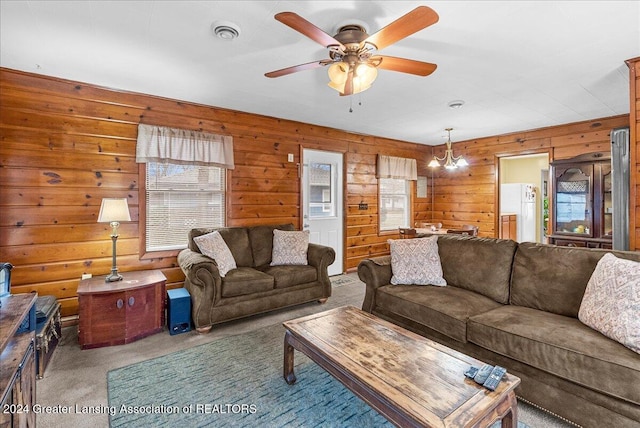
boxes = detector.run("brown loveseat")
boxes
[358,234,640,428]
[177,224,335,332]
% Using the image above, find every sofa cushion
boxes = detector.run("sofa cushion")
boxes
[468,305,640,405]
[578,253,640,354]
[192,231,237,277]
[259,264,317,289]
[510,243,640,318]
[217,228,254,267]
[389,236,446,286]
[220,267,274,298]
[375,284,503,343]
[436,235,516,304]
[249,224,295,267]
[271,229,309,266]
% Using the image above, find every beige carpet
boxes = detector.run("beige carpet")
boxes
[37,273,573,427]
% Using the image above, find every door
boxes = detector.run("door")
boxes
[302,149,343,276]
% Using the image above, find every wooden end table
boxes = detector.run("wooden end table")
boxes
[283,305,521,427]
[78,270,166,349]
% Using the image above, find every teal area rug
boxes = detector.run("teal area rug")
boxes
[108,323,530,427]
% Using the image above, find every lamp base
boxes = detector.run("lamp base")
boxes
[105,271,123,282]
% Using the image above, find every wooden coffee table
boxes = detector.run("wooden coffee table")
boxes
[283,306,520,427]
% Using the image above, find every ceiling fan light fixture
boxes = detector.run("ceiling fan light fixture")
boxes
[328,62,349,84]
[327,62,378,95]
[354,62,377,86]
[212,21,241,41]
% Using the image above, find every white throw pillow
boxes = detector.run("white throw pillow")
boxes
[578,253,640,354]
[389,236,446,286]
[271,229,309,266]
[193,231,237,277]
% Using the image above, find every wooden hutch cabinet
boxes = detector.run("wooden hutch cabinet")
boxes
[548,152,612,249]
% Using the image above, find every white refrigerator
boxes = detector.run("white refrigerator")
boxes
[500,183,536,242]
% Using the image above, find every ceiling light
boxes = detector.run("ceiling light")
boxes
[212,21,241,40]
[448,100,465,109]
[327,61,378,95]
[429,128,467,169]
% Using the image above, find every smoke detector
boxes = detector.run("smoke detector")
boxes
[212,21,241,40]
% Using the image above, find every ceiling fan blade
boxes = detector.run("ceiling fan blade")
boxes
[265,60,328,78]
[275,12,345,50]
[373,56,437,76]
[364,6,439,51]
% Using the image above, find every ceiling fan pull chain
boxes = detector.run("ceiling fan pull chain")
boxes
[349,97,353,113]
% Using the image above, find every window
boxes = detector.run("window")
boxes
[308,162,335,217]
[379,178,410,231]
[145,162,225,252]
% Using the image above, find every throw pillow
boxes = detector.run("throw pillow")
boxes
[578,253,640,354]
[389,236,446,286]
[271,229,309,266]
[193,231,237,277]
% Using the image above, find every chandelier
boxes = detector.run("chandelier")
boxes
[428,128,468,169]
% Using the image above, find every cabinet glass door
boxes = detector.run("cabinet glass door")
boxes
[554,167,592,236]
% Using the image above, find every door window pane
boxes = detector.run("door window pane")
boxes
[309,162,334,218]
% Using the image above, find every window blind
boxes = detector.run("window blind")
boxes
[145,162,225,251]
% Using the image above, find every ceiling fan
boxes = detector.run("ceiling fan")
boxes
[265,6,439,96]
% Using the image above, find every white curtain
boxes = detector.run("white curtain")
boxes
[376,155,417,180]
[136,124,234,169]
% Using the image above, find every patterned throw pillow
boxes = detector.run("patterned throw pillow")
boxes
[389,236,446,286]
[578,253,640,354]
[271,229,309,266]
[193,231,237,277]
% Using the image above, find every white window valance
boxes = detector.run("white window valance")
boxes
[377,155,417,180]
[136,124,235,169]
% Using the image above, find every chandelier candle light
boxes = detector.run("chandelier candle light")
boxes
[428,128,468,169]
[98,198,131,282]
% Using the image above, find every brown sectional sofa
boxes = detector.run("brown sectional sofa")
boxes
[358,234,640,428]
[178,224,335,332]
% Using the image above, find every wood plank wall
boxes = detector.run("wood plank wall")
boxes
[0,68,432,318]
[428,115,631,238]
[0,68,636,319]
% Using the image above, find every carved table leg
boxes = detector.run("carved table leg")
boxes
[500,391,518,428]
[283,330,297,385]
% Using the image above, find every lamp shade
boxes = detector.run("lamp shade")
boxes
[98,198,131,223]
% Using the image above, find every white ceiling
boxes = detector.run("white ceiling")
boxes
[1,1,638,145]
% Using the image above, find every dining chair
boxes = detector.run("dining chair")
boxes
[446,229,471,236]
[461,225,479,237]
[398,228,417,239]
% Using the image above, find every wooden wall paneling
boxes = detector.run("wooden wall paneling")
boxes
[429,116,630,240]
[1,67,636,319]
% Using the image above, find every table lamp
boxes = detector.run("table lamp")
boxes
[98,198,131,282]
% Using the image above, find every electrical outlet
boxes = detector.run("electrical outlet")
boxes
[81,273,92,280]
[288,153,294,162]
